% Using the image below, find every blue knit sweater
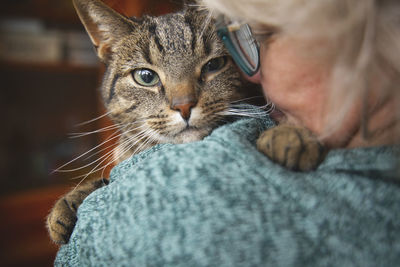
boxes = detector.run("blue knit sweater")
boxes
[56,117,400,266]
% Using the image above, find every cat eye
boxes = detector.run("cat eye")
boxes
[201,56,227,76]
[132,68,160,87]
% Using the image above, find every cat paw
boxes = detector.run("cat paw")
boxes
[256,124,326,171]
[46,178,109,244]
[46,196,79,244]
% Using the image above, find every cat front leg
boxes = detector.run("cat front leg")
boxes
[46,178,109,244]
[256,124,327,171]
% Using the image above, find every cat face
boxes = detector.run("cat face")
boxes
[73,0,260,159]
[104,13,247,145]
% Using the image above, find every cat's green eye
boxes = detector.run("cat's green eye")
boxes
[132,69,160,87]
[201,56,227,76]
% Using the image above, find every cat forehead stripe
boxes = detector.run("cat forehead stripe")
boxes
[148,23,164,53]
[149,16,195,53]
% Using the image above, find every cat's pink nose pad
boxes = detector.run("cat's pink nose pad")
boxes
[172,102,196,121]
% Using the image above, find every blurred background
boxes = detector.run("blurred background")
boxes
[0,0,182,265]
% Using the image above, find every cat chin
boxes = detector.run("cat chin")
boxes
[169,128,210,144]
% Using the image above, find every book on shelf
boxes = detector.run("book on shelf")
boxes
[0,17,98,66]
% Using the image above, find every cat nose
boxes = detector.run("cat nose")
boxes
[171,102,196,121]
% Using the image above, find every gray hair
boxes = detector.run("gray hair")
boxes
[201,0,400,140]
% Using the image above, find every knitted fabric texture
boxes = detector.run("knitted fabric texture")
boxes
[56,117,400,266]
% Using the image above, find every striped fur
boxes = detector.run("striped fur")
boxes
[73,0,260,163]
[47,0,262,245]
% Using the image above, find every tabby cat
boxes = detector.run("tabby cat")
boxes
[47,0,325,244]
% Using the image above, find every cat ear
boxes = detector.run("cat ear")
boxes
[72,0,135,63]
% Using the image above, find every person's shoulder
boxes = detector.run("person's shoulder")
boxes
[110,117,274,179]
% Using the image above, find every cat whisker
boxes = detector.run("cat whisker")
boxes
[70,128,150,188]
[68,124,122,138]
[224,111,267,118]
[230,99,275,112]
[99,161,116,179]
[228,106,271,115]
[220,102,275,118]
[229,95,266,103]
[199,9,213,40]
[77,123,150,166]
[75,110,112,127]
[98,127,155,178]
[185,2,210,13]
[82,137,123,161]
[229,105,271,113]
[96,137,137,175]
[84,123,148,160]
[65,145,119,174]
[52,123,147,174]
[106,124,152,160]
[132,128,158,155]
[186,2,204,9]
[131,128,157,154]
[67,148,116,183]
[52,131,122,174]
[55,133,128,173]
[69,119,146,138]
[93,128,152,179]
[54,124,129,173]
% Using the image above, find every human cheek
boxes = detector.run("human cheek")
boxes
[257,40,293,111]
[257,37,328,129]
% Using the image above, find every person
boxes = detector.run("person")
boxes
[205,0,400,149]
[55,0,400,266]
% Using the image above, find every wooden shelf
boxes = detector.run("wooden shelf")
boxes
[0,60,100,73]
[0,185,72,266]
[1,0,80,26]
